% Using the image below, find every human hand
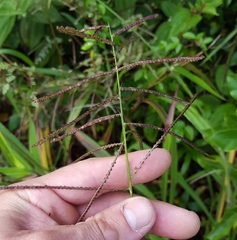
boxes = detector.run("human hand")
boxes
[0,149,200,239]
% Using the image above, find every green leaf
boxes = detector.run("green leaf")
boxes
[2,83,10,95]
[20,15,45,49]
[0,0,33,16]
[133,184,157,200]
[0,123,46,174]
[169,9,202,37]
[172,121,185,143]
[74,131,110,157]
[0,48,35,66]
[0,0,18,16]
[184,125,195,141]
[177,173,214,222]
[0,16,15,47]
[16,0,33,13]
[0,167,32,179]
[203,4,219,15]
[204,0,223,7]
[97,2,106,15]
[81,41,94,51]
[8,114,20,131]
[160,1,177,18]
[6,75,15,83]
[227,74,237,100]
[0,131,28,168]
[183,31,196,39]
[28,117,41,164]
[210,129,237,151]
[201,28,237,65]
[174,66,223,99]
[32,4,63,24]
[143,110,159,143]
[176,104,210,134]
[155,22,172,42]
[206,207,237,240]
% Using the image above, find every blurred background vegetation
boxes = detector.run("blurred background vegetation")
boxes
[0,0,237,239]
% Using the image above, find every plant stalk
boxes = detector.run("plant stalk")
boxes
[109,26,133,197]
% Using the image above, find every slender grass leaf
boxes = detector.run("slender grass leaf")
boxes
[0,132,25,168]
[0,167,32,179]
[0,123,46,175]
[74,131,111,158]
[133,184,157,200]
[177,173,214,222]
[28,117,41,164]
[174,66,223,99]
[0,48,35,66]
[201,28,237,65]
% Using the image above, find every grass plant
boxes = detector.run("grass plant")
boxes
[0,1,236,239]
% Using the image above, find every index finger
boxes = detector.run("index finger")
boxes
[23,148,171,204]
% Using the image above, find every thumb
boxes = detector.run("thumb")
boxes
[77,197,156,239]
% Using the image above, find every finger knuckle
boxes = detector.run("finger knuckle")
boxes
[87,216,120,240]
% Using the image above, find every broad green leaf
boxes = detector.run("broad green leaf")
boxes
[214,65,229,95]
[184,125,195,141]
[203,4,219,15]
[0,0,33,16]
[81,41,94,51]
[227,74,237,100]
[0,16,15,47]
[97,2,106,15]
[6,75,15,83]
[209,103,236,129]
[8,114,20,131]
[160,1,177,18]
[114,0,136,17]
[206,207,237,240]
[183,32,196,39]
[169,9,201,37]
[174,66,223,99]
[2,84,9,95]
[0,0,18,16]
[210,129,237,151]
[155,22,172,42]
[204,0,223,7]
[143,110,159,143]
[16,0,33,13]
[20,15,45,49]
[32,4,63,24]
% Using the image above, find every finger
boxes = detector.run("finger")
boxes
[21,149,171,205]
[9,197,155,240]
[78,192,200,239]
[150,200,200,239]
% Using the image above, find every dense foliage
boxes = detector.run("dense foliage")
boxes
[0,0,237,239]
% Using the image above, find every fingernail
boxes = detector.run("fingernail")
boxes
[122,197,155,235]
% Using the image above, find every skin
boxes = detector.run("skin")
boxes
[0,149,200,239]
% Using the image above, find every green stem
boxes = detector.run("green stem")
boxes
[108,26,133,197]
